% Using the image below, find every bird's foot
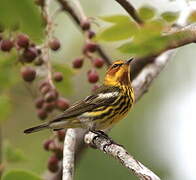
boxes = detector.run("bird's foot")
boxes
[90,130,109,139]
[89,130,123,151]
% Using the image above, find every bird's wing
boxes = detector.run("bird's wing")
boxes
[51,85,120,123]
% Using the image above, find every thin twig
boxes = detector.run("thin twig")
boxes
[41,0,55,88]
[63,129,77,180]
[85,132,160,180]
[96,46,112,66]
[41,1,65,179]
[115,0,143,25]
[57,0,80,24]
[56,0,112,66]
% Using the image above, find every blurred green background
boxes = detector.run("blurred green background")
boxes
[1,0,196,180]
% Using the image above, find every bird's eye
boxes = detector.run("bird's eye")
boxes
[112,63,122,68]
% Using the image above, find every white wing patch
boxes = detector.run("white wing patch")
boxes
[98,91,119,99]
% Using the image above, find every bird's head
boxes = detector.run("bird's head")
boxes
[104,59,133,86]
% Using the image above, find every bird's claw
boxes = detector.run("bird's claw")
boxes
[89,130,123,151]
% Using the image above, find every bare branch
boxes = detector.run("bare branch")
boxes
[63,129,77,180]
[84,132,160,180]
[40,0,56,88]
[56,0,112,66]
[57,0,80,24]
[115,0,143,25]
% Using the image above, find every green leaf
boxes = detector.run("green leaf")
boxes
[118,35,168,57]
[161,11,179,23]
[117,17,167,57]
[0,0,44,43]
[96,21,138,42]
[2,169,42,180]
[4,142,27,163]
[187,11,196,23]
[53,63,74,96]
[0,95,11,123]
[100,15,131,24]
[118,41,133,53]
[138,5,156,21]
[130,19,164,43]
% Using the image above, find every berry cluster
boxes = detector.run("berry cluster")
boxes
[35,81,69,120]
[0,27,67,174]
[0,33,39,81]
[43,130,65,173]
[72,20,105,89]
[0,30,69,119]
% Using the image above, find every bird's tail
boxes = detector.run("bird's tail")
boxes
[24,123,49,134]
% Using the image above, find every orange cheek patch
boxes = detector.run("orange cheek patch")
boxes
[107,67,119,76]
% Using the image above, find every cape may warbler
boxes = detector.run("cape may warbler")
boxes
[24,59,135,134]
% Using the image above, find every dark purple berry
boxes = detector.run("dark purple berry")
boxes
[88,31,95,39]
[49,38,61,51]
[17,34,29,48]
[35,97,44,108]
[48,155,59,173]
[21,66,36,82]
[1,39,14,52]
[85,42,97,53]
[93,58,104,68]
[72,58,83,69]
[37,109,47,120]
[43,102,55,112]
[53,72,63,82]
[23,47,38,62]
[43,139,53,151]
[56,98,69,111]
[88,70,99,83]
[81,21,90,31]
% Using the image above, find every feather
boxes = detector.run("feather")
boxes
[50,85,120,124]
[24,123,49,134]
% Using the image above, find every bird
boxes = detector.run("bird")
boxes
[24,59,135,134]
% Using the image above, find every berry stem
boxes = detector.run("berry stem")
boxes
[42,0,55,89]
[57,0,112,66]
[115,0,143,25]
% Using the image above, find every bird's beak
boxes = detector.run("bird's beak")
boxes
[125,58,134,65]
